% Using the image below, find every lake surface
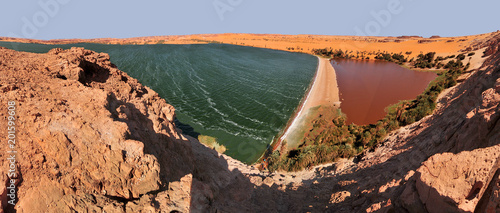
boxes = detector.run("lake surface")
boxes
[0,42,317,163]
[331,59,437,125]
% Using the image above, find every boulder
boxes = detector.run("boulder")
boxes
[415,146,500,212]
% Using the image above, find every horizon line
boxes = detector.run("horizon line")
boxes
[1,30,499,42]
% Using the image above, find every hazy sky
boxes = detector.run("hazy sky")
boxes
[0,0,498,40]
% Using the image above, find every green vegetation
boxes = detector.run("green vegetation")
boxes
[413,52,436,68]
[198,135,227,154]
[267,50,468,172]
[312,48,371,60]
[312,48,348,58]
[374,52,407,64]
[312,48,469,70]
[456,53,466,60]
[190,39,224,44]
[444,59,463,69]
[286,46,304,51]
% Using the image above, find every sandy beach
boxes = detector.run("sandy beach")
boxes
[278,57,340,148]
[303,57,341,109]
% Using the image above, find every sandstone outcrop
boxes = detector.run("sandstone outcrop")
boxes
[0,47,192,212]
[415,147,500,212]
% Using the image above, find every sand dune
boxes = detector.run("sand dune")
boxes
[2,32,497,60]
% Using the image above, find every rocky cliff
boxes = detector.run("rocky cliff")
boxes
[0,32,499,212]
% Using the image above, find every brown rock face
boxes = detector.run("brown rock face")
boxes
[495,78,500,93]
[0,47,197,212]
[483,36,500,57]
[484,173,500,213]
[415,146,500,212]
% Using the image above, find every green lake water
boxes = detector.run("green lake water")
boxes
[0,42,317,163]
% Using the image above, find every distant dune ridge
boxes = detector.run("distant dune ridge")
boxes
[0,31,496,56]
[0,31,499,212]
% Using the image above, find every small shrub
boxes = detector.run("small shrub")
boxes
[456,54,466,60]
[198,135,227,153]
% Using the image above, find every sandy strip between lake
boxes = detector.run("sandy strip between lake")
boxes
[277,57,340,148]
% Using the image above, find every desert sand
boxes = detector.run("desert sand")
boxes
[1,32,495,78]
[2,32,496,59]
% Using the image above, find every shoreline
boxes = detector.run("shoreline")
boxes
[272,56,340,152]
[255,57,321,163]
[277,57,321,143]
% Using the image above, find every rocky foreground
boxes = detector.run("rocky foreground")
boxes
[0,33,499,212]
